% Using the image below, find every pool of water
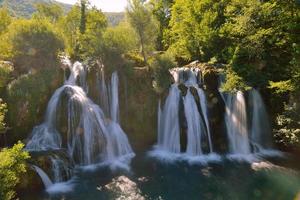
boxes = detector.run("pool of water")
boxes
[20,152,300,200]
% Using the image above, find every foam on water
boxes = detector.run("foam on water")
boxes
[148,147,222,165]
[46,180,75,194]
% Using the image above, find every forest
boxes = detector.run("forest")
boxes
[0,0,299,199]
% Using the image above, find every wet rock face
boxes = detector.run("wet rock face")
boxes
[171,61,228,153]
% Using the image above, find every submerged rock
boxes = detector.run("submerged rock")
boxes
[104,176,145,200]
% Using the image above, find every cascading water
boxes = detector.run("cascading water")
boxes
[184,89,204,155]
[32,165,53,189]
[98,64,110,117]
[249,89,272,152]
[219,74,275,157]
[110,71,120,123]
[27,57,134,187]
[157,84,181,153]
[224,91,251,154]
[153,65,277,162]
[153,67,214,158]
[197,88,213,152]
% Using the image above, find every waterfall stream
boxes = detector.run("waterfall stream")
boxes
[152,66,276,162]
[153,67,213,158]
[32,165,53,189]
[27,58,134,186]
[249,89,273,151]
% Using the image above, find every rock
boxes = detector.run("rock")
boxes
[104,176,145,200]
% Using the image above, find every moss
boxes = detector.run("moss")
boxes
[118,67,158,151]
[6,67,64,142]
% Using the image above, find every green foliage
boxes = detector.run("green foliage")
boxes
[291,43,300,92]
[221,69,251,92]
[124,51,145,68]
[149,0,174,50]
[104,22,138,55]
[7,68,63,141]
[79,0,87,34]
[0,61,13,89]
[0,19,65,74]
[0,8,11,35]
[101,22,139,68]
[0,142,30,200]
[79,8,107,60]
[222,0,299,88]
[274,104,300,148]
[0,99,8,133]
[0,0,71,18]
[150,52,176,93]
[59,6,81,58]
[167,0,228,61]
[127,0,158,64]
[33,3,64,23]
[268,80,295,94]
[61,6,107,60]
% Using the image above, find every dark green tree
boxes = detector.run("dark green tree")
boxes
[127,0,158,65]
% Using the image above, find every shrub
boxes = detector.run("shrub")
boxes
[6,68,63,141]
[221,68,251,92]
[0,19,65,74]
[0,142,30,200]
[150,52,176,93]
[274,104,300,148]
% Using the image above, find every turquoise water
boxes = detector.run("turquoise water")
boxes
[21,153,300,200]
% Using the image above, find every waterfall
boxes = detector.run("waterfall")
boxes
[197,88,213,152]
[155,67,212,156]
[157,100,162,146]
[153,66,279,162]
[110,71,120,123]
[224,91,251,154]
[184,89,204,155]
[157,84,181,153]
[249,89,272,151]
[27,57,134,184]
[98,66,110,117]
[32,165,53,189]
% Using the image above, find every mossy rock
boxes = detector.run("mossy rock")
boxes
[178,83,188,96]
[6,67,64,143]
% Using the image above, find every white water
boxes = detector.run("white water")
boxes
[32,165,53,189]
[224,91,251,154]
[157,84,181,153]
[197,88,213,152]
[27,58,134,185]
[249,89,272,152]
[154,67,213,157]
[110,71,119,123]
[153,67,280,164]
[98,65,110,117]
[184,89,204,155]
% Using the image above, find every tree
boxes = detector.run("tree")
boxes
[166,0,228,62]
[80,7,107,60]
[0,19,65,74]
[59,5,81,58]
[61,3,107,60]
[127,0,158,65]
[220,0,299,90]
[80,0,88,34]
[104,22,138,55]
[0,142,30,200]
[0,8,12,35]
[101,21,138,67]
[149,0,174,51]
[33,3,64,23]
